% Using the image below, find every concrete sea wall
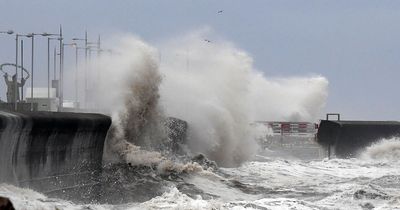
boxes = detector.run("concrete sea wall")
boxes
[0,110,111,195]
[317,120,400,157]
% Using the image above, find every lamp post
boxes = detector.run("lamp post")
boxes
[72,32,101,110]
[0,30,14,35]
[0,29,14,107]
[24,32,60,111]
[54,47,58,81]
[47,37,61,101]
[72,32,88,108]
[73,32,101,109]
[62,43,77,107]
[15,33,31,111]
[66,43,83,106]
[20,40,24,101]
[74,46,90,107]
[87,46,103,110]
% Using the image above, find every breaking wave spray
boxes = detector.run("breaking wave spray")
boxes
[85,30,328,167]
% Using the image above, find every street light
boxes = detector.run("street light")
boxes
[47,37,61,101]
[0,30,14,35]
[72,32,88,108]
[72,32,101,109]
[15,33,31,111]
[63,42,79,106]
[23,32,61,111]
[0,29,14,107]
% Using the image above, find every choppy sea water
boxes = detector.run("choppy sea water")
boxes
[2,139,400,210]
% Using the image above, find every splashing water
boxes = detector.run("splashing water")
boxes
[7,30,400,210]
[360,138,400,161]
[158,29,328,166]
[85,30,329,167]
[86,35,167,167]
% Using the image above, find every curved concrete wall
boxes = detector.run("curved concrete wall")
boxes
[0,110,111,194]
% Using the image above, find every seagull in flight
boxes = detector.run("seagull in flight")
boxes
[218,10,223,14]
[204,39,212,43]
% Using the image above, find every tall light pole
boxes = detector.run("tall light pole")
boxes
[47,37,61,101]
[58,26,63,111]
[72,31,89,108]
[0,29,14,107]
[0,30,14,35]
[24,32,60,111]
[87,46,103,110]
[75,45,78,106]
[68,43,84,107]
[20,40,24,100]
[54,47,58,81]
[15,33,31,110]
[62,42,77,107]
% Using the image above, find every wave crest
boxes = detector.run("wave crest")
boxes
[360,138,400,161]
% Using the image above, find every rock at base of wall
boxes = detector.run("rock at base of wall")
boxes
[0,197,15,210]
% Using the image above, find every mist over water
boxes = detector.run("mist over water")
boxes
[81,31,328,167]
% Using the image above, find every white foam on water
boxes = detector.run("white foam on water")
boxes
[360,137,400,162]
[0,184,110,210]
[3,154,400,209]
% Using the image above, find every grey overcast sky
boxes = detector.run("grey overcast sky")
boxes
[1,0,400,120]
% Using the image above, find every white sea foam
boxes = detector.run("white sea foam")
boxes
[360,137,400,161]
[3,154,400,209]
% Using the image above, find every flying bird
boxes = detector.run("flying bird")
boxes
[204,39,211,43]
[218,10,223,14]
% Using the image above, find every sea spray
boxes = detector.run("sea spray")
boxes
[90,31,328,167]
[249,73,328,122]
[159,31,258,167]
[93,36,210,174]
[158,30,328,166]
[360,137,400,161]
[90,35,167,166]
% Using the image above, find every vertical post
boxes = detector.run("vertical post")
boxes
[58,26,63,111]
[61,42,64,110]
[30,35,34,111]
[75,46,78,106]
[53,47,56,80]
[96,35,101,110]
[47,38,50,100]
[88,48,92,110]
[84,31,88,109]
[20,40,24,101]
[280,124,283,147]
[96,35,101,88]
[14,35,19,111]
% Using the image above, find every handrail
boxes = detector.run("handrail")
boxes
[326,113,340,121]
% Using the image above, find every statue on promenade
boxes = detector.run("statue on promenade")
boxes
[1,63,30,103]
[4,73,26,103]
